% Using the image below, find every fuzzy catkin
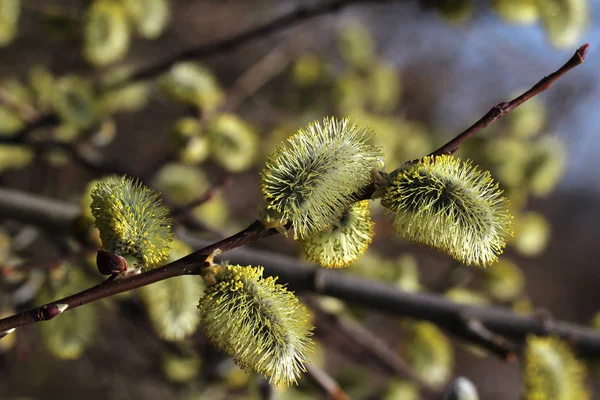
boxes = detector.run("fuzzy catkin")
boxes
[382,155,512,267]
[198,265,314,387]
[299,200,374,268]
[90,175,172,270]
[524,336,589,400]
[260,117,382,239]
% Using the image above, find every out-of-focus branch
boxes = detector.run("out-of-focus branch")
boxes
[428,44,588,157]
[305,364,351,400]
[2,184,600,361]
[310,300,441,397]
[0,187,79,232]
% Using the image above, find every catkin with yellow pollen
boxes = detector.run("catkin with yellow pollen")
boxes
[524,335,589,400]
[197,265,314,387]
[90,175,172,271]
[382,155,513,267]
[299,200,374,268]
[260,117,382,239]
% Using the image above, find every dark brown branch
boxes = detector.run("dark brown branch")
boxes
[2,185,600,361]
[429,44,589,157]
[449,316,517,361]
[0,220,272,334]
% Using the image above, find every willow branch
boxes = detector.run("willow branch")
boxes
[0,220,273,333]
[2,191,600,361]
[305,364,351,400]
[429,44,589,157]
[0,187,80,233]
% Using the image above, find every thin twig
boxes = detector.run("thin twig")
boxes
[449,316,517,361]
[429,44,589,157]
[0,220,272,334]
[305,364,351,400]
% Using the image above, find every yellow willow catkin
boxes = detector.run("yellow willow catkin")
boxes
[524,335,589,400]
[197,265,314,387]
[382,155,513,267]
[90,175,172,270]
[260,117,382,239]
[299,200,374,268]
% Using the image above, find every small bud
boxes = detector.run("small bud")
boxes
[382,155,513,267]
[524,335,589,400]
[96,248,128,275]
[299,200,374,268]
[38,303,69,321]
[260,117,382,239]
[198,265,314,387]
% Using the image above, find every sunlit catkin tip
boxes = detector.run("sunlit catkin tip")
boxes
[260,117,383,239]
[524,335,589,400]
[299,200,374,268]
[197,265,314,387]
[382,155,513,267]
[90,175,172,271]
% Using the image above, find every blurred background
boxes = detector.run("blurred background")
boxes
[1,0,599,399]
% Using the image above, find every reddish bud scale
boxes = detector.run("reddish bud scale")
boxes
[96,248,128,275]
